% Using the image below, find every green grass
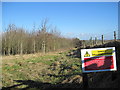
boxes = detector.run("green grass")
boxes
[2,50,82,89]
[25,55,61,65]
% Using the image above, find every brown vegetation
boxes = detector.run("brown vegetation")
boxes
[2,20,81,56]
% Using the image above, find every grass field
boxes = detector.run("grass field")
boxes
[2,49,82,89]
[2,41,120,89]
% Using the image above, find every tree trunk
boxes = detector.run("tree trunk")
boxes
[4,38,6,55]
[8,47,10,56]
[20,42,23,55]
[53,39,56,51]
[42,41,45,54]
[3,48,5,56]
[18,42,20,54]
[11,47,13,55]
[33,40,35,53]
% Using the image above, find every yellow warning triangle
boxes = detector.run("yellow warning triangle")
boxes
[84,51,90,57]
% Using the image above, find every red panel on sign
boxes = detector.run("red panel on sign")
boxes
[84,56,114,71]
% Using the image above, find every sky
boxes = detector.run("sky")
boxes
[2,2,118,40]
[2,0,120,2]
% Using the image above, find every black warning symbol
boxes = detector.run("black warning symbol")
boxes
[84,51,90,57]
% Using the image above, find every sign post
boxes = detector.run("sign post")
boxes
[83,73,88,88]
[81,47,117,88]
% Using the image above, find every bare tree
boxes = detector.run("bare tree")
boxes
[2,20,75,56]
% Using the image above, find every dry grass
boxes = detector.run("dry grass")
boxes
[2,49,82,89]
[2,48,71,61]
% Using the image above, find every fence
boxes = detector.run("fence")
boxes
[81,30,118,48]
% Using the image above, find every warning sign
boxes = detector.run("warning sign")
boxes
[84,51,90,57]
[81,47,117,73]
[91,49,113,57]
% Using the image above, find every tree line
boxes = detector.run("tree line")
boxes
[2,20,81,56]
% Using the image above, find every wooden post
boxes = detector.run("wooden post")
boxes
[89,37,92,46]
[95,37,97,45]
[114,31,116,41]
[102,35,104,44]
[92,38,94,46]
[83,73,89,88]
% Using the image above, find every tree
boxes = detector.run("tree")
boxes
[2,20,75,55]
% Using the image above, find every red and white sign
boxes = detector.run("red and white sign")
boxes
[81,47,117,73]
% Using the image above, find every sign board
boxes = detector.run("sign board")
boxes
[81,47,117,73]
